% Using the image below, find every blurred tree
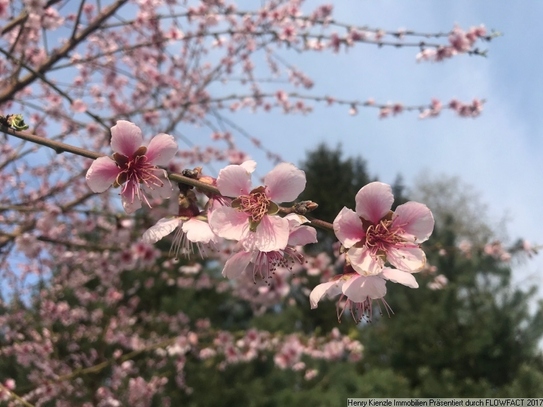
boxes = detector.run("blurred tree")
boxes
[299,143,373,254]
[299,143,373,224]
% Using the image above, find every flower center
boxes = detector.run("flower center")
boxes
[113,146,163,190]
[363,218,402,253]
[232,186,279,232]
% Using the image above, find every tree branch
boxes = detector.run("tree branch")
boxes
[1,125,334,232]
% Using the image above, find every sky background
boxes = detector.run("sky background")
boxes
[212,1,543,292]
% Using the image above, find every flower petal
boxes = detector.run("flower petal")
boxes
[142,217,180,244]
[86,156,119,193]
[355,182,393,223]
[264,163,306,203]
[387,246,426,272]
[208,206,249,241]
[122,191,142,214]
[381,267,419,288]
[250,215,289,252]
[347,246,384,276]
[333,207,365,248]
[182,218,217,243]
[309,280,343,309]
[240,160,257,173]
[222,251,252,279]
[343,274,387,301]
[216,164,253,197]
[284,213,309,227]
[288,225,317,246]
[110,120,143,156]
[144,170,173,199]
[145,133,178,166]
[392,201,435,243]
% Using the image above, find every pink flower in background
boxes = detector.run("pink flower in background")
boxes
[333,182,434,275]
[86,120,178,213]
[209,160,306,252]
[310,267,417,321]
[428,274,449,290]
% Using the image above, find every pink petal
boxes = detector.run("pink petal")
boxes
[182,218,217,244]
[355,182,393,223]
[284,213,308,227]
[347,246,384,275]
[208,206,249,241]
[333,207,364,248]
[142,217,180,243]
[240,160,257,173]
[264,163,306,203]
[216,164,253,197]
[250,215,289,252]
[381,267,419,288]
[145,170,173,199]
[342,274,386,301]
[392,201,434,243]
[86,156,120,193]
[309,280,343,309]
[145,133,178,166]
[288,225,317,246]
[122,190,142,214]
[387,246,426,272]
[110,120,143,156]
[222,251,252,279]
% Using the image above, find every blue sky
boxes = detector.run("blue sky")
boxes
[207,1,543,290]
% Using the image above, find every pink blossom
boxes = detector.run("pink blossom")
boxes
[209,161,306,252]
[333,182,434,275]
[428,274,448,290]
[221,214,317,281]
[142,215,218,258]
[0,0,9,19]
[304,369,318,381]
[70,99,87,113]
[310,268,416,322]
[521,240,538,258]
[274,335,303,369]
[86,120,178,213]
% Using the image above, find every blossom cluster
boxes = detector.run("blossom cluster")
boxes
[310,182,435,322]
[86,120,434,322]
[416,24,489,62]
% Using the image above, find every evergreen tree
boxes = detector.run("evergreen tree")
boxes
[299,143,373,253]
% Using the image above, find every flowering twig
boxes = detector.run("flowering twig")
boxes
[0,382,36,407]
[1,125,334,231]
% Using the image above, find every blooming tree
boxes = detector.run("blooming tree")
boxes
[0,0,537,405]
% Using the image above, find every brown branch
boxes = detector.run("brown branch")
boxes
[0,382,36,407]
[0,125,104,159]
[2,125,335,233]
